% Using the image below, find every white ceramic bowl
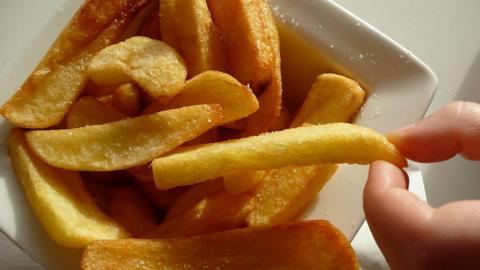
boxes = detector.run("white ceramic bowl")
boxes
[0,0,437,269]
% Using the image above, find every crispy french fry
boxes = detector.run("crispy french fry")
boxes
[111,83,141,117]
[0,4,146,128]
[291,74,366,128]
[82,220,359,270]
[145,190,252,238]
[135,180,188,209]
[152,123,406,189]
[26,104,222,171]
[66,96,125,128]
[8,129,129,248]
[88,36,187,98]
[208,0,277,90]
[183,127,220,146]
[164,179,225,221]
[110,186,156,237]
[143,71,258,124]
[246,73,366,225]
[160,0,225,76]
[223,170,264,195]
[83,81,117,97]
[271,106,292,131]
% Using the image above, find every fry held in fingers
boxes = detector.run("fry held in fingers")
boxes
[152,123,406,189]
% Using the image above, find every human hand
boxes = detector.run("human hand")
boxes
[364,101,480,270]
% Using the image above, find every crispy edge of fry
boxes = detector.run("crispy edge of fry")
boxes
[152,123,406,189]
[0,2,147,128]
[8,129,130,248]
[160,0,225,76]
[26,104,223,171]
[82,220,359,270]
[110,186,157,237]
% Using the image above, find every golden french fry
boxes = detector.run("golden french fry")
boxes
[0,5,145,129]
[223,170,264,195]
[183,127,220,146]
[246,73,366,224]
[152,123,406,189]
[207,0,278,90]
[26,104,222,171]
[82,220,359,270]
[111,83,141,117]
[160,0,225,76]
[88,36,187,98]
[143,71,258,124]
[66,96,125,128]
[164,179,225,221]
[145,190,253,238]
[135,180,188,209]
[291,73,366,128]
[271,105,292,131]
[247,165,337,225]
[110,186,156,237]
[8,129,129,248]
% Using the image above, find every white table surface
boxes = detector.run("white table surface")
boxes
[1,0,479,269]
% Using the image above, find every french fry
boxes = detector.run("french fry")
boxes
[8,129,129,248]
[152,123,406,189]
[143,71,258,124]
[271,106,292,131]
[160,0,225,76]
[164,179,225,221]
[223,170,264,195]
[247,73,366,225]
[207,0,277,90]
[110,186,156,237]
[82,220,359,270]
[135,180,188,209]
[183,127,220,146]
[145,190,253,238]
[66,96,125,128]
[0,4,146,128]
[26,104,222,171]
[291,73,366,128]
[110,83,141,117]
[88,36,187,98]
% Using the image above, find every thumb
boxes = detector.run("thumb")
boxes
[364,161,433,269]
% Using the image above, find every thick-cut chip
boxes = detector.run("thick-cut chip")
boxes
[152,123,406,189]
[223,170,264,195]
[8,129,129,248]
[0,5,145,128]
[160,0,225,76]
[26,104,222,171]
[143,71,258,124]
[88,36,187,98]
[111,83,141,117]
[247,165,337,226]
[110,186,156,237]
[164,179,225,221]
[66,96,125,128]
[82,220,359,270]
[291,73,366,128]
[146,190,253,238]
[208,0,278,90]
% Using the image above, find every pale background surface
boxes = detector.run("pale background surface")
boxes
[1,0,479,269]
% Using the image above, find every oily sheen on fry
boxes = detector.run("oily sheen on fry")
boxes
[8,129,129,248]
[82,221,359,270]
[153,123,406,189]
[26,104,222,171]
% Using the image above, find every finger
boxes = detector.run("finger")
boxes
[364,161,433,269]
[388,101,480,162]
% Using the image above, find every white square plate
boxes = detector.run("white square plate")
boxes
[0,0,437,269]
